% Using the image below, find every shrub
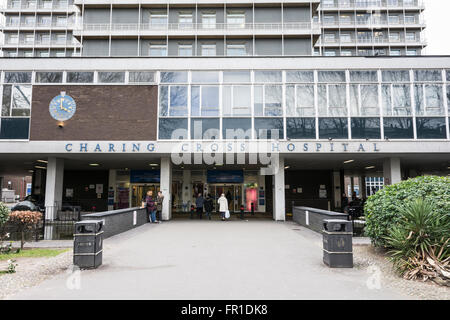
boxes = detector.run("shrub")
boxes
[385,198,450,285]
[365,176,450,248]
[9,210,42,249]
[0,203,11,250]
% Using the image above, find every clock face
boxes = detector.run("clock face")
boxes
[49,92,76,121]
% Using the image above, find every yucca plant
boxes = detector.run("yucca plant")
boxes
[385,198,450,286]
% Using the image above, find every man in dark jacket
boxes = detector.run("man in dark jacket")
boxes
[196,193,204,219]
[145,190,157,223]
[204,194,213,220]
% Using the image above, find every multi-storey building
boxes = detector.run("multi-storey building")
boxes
[0,0,426,57]
[317,0,426,57]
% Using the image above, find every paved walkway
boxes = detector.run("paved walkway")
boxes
[8,220,408,300]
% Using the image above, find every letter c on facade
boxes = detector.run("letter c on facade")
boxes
[65,143,73,152]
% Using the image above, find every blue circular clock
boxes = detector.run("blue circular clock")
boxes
[49,92,76,121]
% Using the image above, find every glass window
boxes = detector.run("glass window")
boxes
[223,71,251,83]
[382,84,411,116]
[10,85,32,116]
[2,86,12,116]
[255,71,282,83]
[158,118,188,140]
[191,118,220,140]
[149,44,167,56]
[254,85,283,116]
[349,71,377,82]
[223,85,251,116]
[414,70,442,82]
[178,44,193,56]
[227,11,245,27]
[129,72,155,83]
[351,118,381,139]
[4,72,32,83]
[191,71,219,83]
[0,118,30,139]
[318,84,347,116]
[98,72,125,83]
[286,85,315,117]
[35,72,63,83]
[178,12,193,28]
[416,118,447,139]
[319,118,348,139]
[227,44,246,56]
[202,13,216,29]
[254,118,284,139]
[191,86,219,116]
[201,44,216,56]
[286,118,316,139]
[222,118,252,139]
[169,86,188,116]
[67,72,94,83]
[414,84,444,116]
[150,13,168,26]
[160,72,188,83]
[286,71,314,83]
[383,117,414,139]
[382,70,410,82]
[159,86,168,116]
[318,71,346,82]
[350,84,379,116]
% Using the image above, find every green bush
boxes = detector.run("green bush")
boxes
[365,176,450,248]
[0,202,10,226]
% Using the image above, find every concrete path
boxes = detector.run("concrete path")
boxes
[8,220,408,300]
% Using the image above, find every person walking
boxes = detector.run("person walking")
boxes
[145,190,157,223]
[196,193,204,219]
[204,194,213,220]
[156,190,164,222]
[218,193,228,221]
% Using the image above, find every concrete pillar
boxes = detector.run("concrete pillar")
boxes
[160,157,172,220]
[33,169,44,195]
[182,170,192,212]
[383,157,401,186]
[44,157,64,221]
[361,175,367,199]
[108,169,116,211]
[332,171,341,209]
[272,156,285,221]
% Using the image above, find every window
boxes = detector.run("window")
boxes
[159,85,188,117]
[383,118,413,139]
[158,118,188,140]
[38,33,50,44]
[324,33,336,43]
[340,33,351,43]
[406,49,417,56]
[382,84,411,116]
[319,118,348,139]
[56,16,67,26]
[389,32,400,42]
[178,12,193,29]
[254,118,284,139]
[2,85,32,117]
[23,51,33,57]
[223,118,252,139]
[190,118,220,140]
[254,85,283,117]
[350,84,379,116]
[24,16,36,26]
[201,44,216,56]
[286,118,316,139]
[414,84,444,116]
[37,51,49,57]
[351,118,381,139]
[388,15,399,24]
[8,34,18,44]
[318,84,347,116]
[67,72,94,83]
[339,15,351,25]
[129,72,155,83]
[191,86,220,116]
[255,71,282,83]
[150,12,168,27]
[405,32,416,42]
[55,34,66,44]
[404,15,415,24]
[24,34,34,44]
[416,118,447,139]
[227,44,246,56]
[318,71,346,82]
[323,15,336,25]
[324,50,336,56]
[286,71,314,83]
[382,70,410,82]
[223,71,251,83]
[149,43,167,56]
[42,0,52,9]
[8,16,20,26]
[414,70,442,81]
[178,44,193,56]
[98,72,125,83]
[390,49,401,56]
[39,16,51,26]
[341,50,352,56]
[191,71,219,83]
[54,50,65,57]
[160,72,188,83]
[35,72,63,83]
[223,85,251,116]
[286,84,315,117]
[227,11,245,28]
[202,13,216,29]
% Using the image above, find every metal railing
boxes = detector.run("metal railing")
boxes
[318,36,426,45]
[322,18,425,27]
[320,0,424,10]
[80,22,319,33]
[3,22,74,28]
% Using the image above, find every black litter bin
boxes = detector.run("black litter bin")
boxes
[73,220,103,269]
[322,219,353,268]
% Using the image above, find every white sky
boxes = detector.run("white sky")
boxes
[423,0,450,55]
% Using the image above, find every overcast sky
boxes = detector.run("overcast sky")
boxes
[424,0,450,55]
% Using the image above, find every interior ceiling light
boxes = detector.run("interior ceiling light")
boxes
[365,166,376,170]
[89,163,100,166]
[149,163,159,166]
[34,166,46,170]
[343,160,354,164]
[36,160,48,163]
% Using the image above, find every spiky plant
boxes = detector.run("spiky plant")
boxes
[385,198,450,286]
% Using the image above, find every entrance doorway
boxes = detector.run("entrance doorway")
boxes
[208,184,242,212]
[131,184,160,207]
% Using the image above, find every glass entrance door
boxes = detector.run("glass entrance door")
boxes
[208,184,242,212]
[131,184,160,207]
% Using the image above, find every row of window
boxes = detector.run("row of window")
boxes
[158,117,448,140]
[321,0,419,8]
[7,0,69,9]
[321,13,421,25]
[3,70,449,84]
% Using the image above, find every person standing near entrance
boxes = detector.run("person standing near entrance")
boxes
[204,194,213,220]
[196,193,204,219]
[156,191,164,222]
[145,190,157,223]
[218,193,228,221]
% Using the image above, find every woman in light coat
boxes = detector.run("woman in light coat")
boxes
[218,193,228,221]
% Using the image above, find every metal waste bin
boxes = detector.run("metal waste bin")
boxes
[322,219,353,268]
[73,220,103,269]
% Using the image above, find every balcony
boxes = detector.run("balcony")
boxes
[319,0,425,11]
[321,18,425,29]
[317,36,427,47]
[75,22,321,37]
[2,22,74,30]
[2,39,81,48]
[2,3,72,13]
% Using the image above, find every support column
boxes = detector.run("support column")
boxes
[272,157,285,221]
[160,157,172,221]
[182,170,192,212]
[383,157,401,186]
[108,169,116,211]
[332,171,341,210]
[44,157,64,221]
[361,175,367,200]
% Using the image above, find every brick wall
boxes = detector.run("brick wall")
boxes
[30,85,158,141]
